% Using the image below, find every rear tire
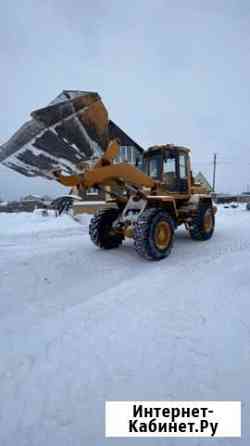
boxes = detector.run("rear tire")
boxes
[189,202,215,241]
[89,208,123,249]
[134,208,174,260]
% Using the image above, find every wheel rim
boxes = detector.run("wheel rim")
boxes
[154,221,171,250]
[203,209,213,233]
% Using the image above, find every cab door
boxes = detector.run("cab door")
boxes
[178,152,189,193]
[163,151,189,193]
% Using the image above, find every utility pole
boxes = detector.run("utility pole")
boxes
[212,153,217,192]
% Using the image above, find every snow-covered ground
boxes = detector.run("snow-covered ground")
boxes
[0,206,250,445]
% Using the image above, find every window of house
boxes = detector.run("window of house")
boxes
[119,145,136,164]
[120,146,127,162]
[131,149,135,164]
[127,147,132,163]
[135,156,142,168]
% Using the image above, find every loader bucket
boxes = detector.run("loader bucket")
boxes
[0,91,109,178]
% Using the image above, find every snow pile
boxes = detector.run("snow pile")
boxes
[73,212,92,226]
[0,211,90,236]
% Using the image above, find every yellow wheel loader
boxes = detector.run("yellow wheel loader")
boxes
[51,139,216,261]
[0,90,216,260]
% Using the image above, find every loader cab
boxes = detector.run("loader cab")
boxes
[144,145,191,194]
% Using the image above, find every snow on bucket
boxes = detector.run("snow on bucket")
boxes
[0,91,109,178]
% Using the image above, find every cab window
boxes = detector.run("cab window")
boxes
[179,154,188,178]
[162,155,177,191]
[163,157,176,175]
[148,157,161,179]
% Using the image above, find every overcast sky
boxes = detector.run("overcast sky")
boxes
[1,0,250,199]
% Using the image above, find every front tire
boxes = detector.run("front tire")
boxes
[89,208,123,249]
[134,208,174,260]
[189,202,215,241]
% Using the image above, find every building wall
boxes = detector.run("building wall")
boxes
[214,194,250,204]
[0,200,47,213]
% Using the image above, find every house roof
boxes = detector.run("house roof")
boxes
[108,120,144,153]
[195,171,213,192]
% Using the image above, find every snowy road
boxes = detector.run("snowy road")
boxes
[0,207,250,445]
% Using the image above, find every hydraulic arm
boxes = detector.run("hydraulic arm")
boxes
[53,140,155,192]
